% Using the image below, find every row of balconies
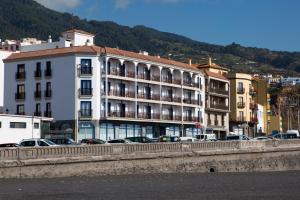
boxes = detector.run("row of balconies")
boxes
[206,103,229,111]
[207,119,225,127]
[16,70,52,81]
[103,90,203,105]
[234,116,258,123]
[236,102,258,109]
[16,111,52,117]
[207,87,229,96]
[15,90,52,100]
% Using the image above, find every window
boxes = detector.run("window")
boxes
[80,101,92,116]
[34,123,39,129]
[46,61,51,70]
[38,141,49,146]
[45,61,52,77]
[20,141,35,147]
[238,82,243,89]
[16,104,25,115]
[81,80,92,95]
[17,64,25,73]
[10,122,26,129]
[35,62,41,78]
[46,102,51,112]
[46,82,51,91]
[0,121,1,128]
[239,97,244,103]
[17,84,25,93]
[81,59,91,67]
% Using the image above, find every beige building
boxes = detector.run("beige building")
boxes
[195,58,230,139]
[228,73,256,136]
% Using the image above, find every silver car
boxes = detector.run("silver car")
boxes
[19,138,58,147]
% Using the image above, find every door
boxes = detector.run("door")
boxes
[119,83,126,97]
[119,103,126,117]
[145,105,151,119]
[79,122,95,141]
[81,80,92,95]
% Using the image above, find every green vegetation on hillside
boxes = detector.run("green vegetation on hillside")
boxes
[0,0,299,75]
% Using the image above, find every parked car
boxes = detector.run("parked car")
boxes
[19,139,58,147]
[49,137,79,145]
[226,135,250,141]
[107,139,135,144]
[80,138,106,145]
[158,135,180,142]
[252,136,272,141]
[180,136,197,142]
[0,143,19,148]
[287,130,299,138]
[125,136,153,143]
[273,133,298,139]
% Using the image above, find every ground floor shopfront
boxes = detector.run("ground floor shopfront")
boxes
[78,120,204,141]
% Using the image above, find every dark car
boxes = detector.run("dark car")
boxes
[158,136,181,142]
[273,133,298,139]
[80,138,106,145]
[107,139,135,144]
[125,136,153,143]
[49,137,79,145]
[0,143,19,147]
[226,135,250,141]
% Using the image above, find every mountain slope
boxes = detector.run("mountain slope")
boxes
[0,0,299,75]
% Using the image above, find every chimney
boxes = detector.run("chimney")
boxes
[208,57,212,66]
[48,35,52,43]
[189,59,192,66]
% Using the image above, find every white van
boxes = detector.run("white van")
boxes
[195,134,217,141]
[287,130,299,138]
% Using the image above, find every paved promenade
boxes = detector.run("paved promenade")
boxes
[0,171,299,200]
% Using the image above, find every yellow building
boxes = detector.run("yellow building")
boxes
[228,73,255,136]
[252,78,271,134]
[269,115,283,133]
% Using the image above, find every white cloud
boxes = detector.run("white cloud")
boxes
[34,0,82,11]
[115,0,182,9]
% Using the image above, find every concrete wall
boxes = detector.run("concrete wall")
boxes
[1,140,300,179]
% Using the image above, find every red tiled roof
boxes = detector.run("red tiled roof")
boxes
[4,45,202,72]
[203,69,228,81]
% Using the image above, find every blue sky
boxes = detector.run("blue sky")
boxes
[35,0,300,52]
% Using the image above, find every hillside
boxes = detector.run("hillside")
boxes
[0,0,300,75]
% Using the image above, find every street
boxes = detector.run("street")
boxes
[0,171,299,200]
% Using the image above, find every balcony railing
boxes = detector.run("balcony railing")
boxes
[34,91,42,99]
[108,111,135,118]
[237,87,245,94]
[34,111,42,117]
[151,75,160,82]
[209,87,228,95]
[126,71,135,78]
[249,88,257,96]
[161,97,173,102]
[237,102,245,108]
[183,99,198,105]
[15,92,25,100]
[162,115,173,121]
[44,69,52,78]
[44,90,52,98]
[173,79,181,85]
[183,81,199,88]
[183,116,199,122]
[78,109,92,119]
[210,104,229,110]
[78,88,93,97]
[249,102,257,109]
[34,70,41,78]
[15,72,26,80]
[44,111,52,118]
[108,90,135,98]
[162,77,172,84]
[78,66,93,76]
[237,116,245,122]
[137,113,152,119]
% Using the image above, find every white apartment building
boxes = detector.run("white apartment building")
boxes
[0,50,12,111]
[0,114,52,144]
[3,29,206,141]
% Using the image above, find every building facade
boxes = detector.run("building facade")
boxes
[3,30,206,141]
[195,58,230,139]
[228,73,257,137]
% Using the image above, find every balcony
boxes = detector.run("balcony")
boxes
[78,66,93,76]
[16,112,25,115]
[44,90,52,98]
[108,111,135,118]
[137,93,160,101]
[174,115,182,121]
[162,77,172,84]
[34,91,42,99]
[78,109,92,119]
[15,92,25,100]
[210,104,229,110]
[173,97,181,103]
[34,70,42,78]
[173,79,181,85]
[137,113,152,119]
[108,90,135,98]
[34,111,42,116]
[237,102,245,109]
[44,111,52,118]
[161,96,173,102]
[44,69,52,78]
[126,71,135,78]
[237,87,245,94]
[183,81,199,88]
[78,88,93,97]
[209,87,228,95]
[183,99,198,105]
[162,115,173,121]
[151,75,160,82]
[15,72,26,80]
[183,116,199,122]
